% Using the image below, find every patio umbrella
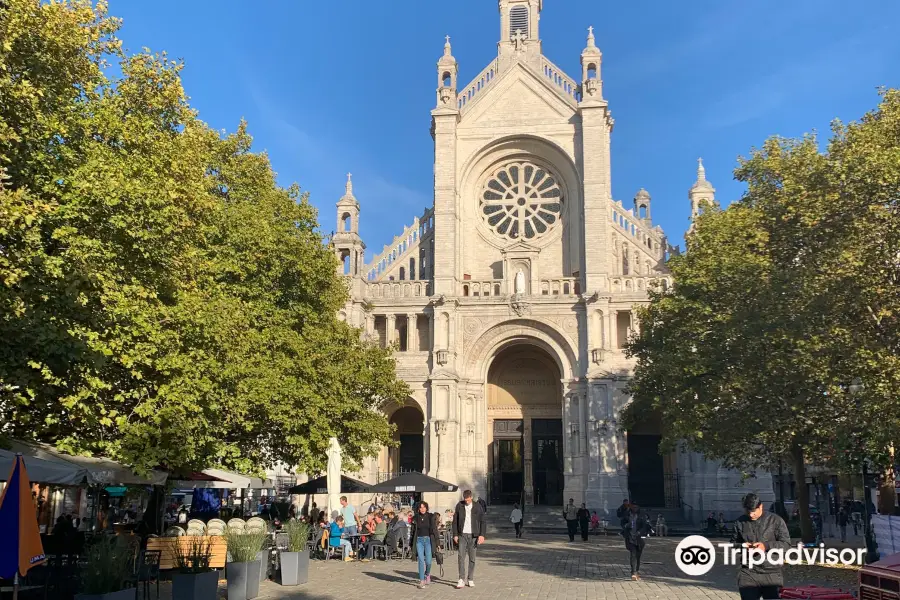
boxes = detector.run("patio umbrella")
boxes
[287,474,372,495]
[0,454,48,599]
[370,471,458,493]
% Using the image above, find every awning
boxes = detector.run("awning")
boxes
[5,441,167,486]
[170,468,271,490]
[288,475,371,495]
[0,449,87,486]
[370,471,458,493]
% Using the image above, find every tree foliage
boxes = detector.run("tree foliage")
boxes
[625,89,900,540]
[0,0,408,476]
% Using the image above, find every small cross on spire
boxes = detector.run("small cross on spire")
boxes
[588,25,594,36]
[697,158,706,181]
[345,172,353,194]
[513,28,525,51]
[445,35,451,45]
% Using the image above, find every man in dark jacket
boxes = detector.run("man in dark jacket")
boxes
[452,490,486,588]
[730,493,791,600]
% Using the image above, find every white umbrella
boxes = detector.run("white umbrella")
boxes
[326,437,342,519]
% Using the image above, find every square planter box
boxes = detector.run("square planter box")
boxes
[172,570,219,600]
[256,550,268,583]
[226,560,261,600]
[280,551,309,586]
[75,590,136,600]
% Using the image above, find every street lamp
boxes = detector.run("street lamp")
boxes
[850,378,878,563]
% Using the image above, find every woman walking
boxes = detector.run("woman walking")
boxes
[577,503,591,541]
[410,501,439,588]
[622,504,652,580]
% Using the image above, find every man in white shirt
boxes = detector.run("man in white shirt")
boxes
[510,503,523,538]
[452,490,485,589]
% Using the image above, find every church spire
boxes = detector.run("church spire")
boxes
[689,158,716,232]
[339,172,358,206]
[580,25,603,100]
[435,34,458,109]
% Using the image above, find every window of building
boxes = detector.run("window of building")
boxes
[509,5,528,38]
[481,160,562,241]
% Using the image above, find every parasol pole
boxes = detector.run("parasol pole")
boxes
[13,572,18,600]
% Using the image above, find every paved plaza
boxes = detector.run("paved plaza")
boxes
[156,533,860,600]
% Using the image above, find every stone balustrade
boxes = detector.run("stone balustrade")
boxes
[458,59,499,113]
[461,279,504,298]
[609,275,671,293]
[366,280,431,299]
[540,57,581,105]
[539,278,580,296]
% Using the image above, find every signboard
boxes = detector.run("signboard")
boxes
[316,488,327,494]
[395,486,415,492]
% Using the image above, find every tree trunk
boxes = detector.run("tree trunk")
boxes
[878,445,896,515]
[790,443,815,543]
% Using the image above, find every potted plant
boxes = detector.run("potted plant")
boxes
[224,528,267,600]
[172,536,218,600]
[75,537,137,600]
[280,520,311,586]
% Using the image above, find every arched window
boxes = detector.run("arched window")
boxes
[587,63,597,79]
[409,257,416,280]
[340,212,351,232]
[442,72,452,87]
[399,267,406,281]
[509,5,528,38]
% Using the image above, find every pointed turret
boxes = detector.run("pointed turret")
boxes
[688,158,716,232]
[334,173,365,276]
[436,35,458,109]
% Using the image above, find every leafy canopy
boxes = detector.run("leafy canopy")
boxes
[0,0,408,475]
[625,89,900,538]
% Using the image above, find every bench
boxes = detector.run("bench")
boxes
[145,536,228,570]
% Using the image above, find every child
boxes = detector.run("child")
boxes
[590,511,600,532]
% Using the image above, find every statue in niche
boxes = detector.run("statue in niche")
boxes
[514,269,526,295]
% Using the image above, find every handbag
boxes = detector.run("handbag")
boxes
[434,548,444,578]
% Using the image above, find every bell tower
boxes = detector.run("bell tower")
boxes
[333,173,365,277]
[498,0,542,67]
[688,158,716,233]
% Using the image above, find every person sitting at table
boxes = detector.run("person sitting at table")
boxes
[329,516,353,561]
[385,510,408,556]
[360,513,388,561]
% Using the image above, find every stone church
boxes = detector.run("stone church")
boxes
[330,0,773,518]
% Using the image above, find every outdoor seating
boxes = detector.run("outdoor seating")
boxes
[246,517,267,533]
[145,536,227,570]
[206,518,226,536]
[126,549,161,600]
[185,519,206,536]
[227,518,246,532]
[163,526,185,537]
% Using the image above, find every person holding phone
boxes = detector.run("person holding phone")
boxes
[730,493,791,600]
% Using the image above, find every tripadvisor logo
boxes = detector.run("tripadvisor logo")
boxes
[675,535,866,577]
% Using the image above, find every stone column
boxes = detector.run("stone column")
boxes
[578,92,614,292]
[579,392,588,457]
[407,313,418,351]
[431,102,460,296]
[386,314,396,345]
[603,311,612,349]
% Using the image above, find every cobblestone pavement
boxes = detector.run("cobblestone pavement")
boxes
[156,534,862,600]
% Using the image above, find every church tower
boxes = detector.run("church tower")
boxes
[333,173,365,277]
[688,158,716,233]
[498,0,542,70]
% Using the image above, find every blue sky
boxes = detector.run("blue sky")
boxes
[114,0,899,258]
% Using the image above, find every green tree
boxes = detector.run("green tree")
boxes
[0,0,407,476]
[625,90,900,542]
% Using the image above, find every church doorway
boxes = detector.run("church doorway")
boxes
[627,411,677,508]
[487,345,563,506]
[389,405,424,474]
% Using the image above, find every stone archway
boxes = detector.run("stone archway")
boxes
[486,345,564,506]
[380,403,425,477]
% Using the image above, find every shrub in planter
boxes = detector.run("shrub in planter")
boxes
[280,520,312,586]
[172,536,218,600]
[225,528,268,600]
[75,536,137,600]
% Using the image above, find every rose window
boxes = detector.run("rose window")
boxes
[480,161,563,240]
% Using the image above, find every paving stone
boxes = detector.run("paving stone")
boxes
[153,534,860,600]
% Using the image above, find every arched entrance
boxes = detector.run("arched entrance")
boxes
[487,345,564,506]
[388,406,424,474]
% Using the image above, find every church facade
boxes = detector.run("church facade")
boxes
[331,0,773,517]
